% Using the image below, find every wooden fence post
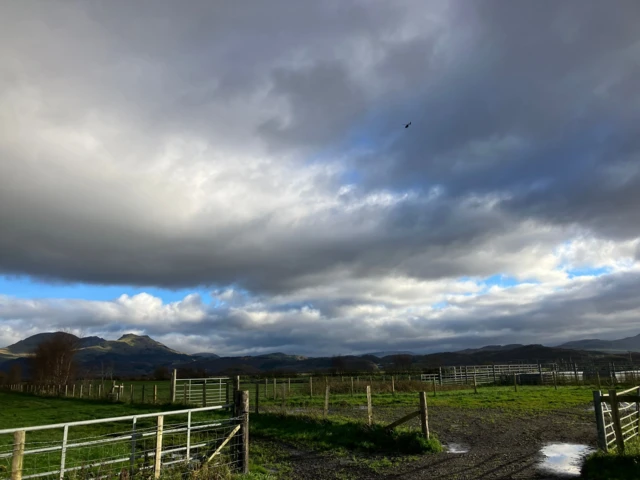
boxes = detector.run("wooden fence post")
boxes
[98,384,102,398]
[593,391,608,452]
[11,430,25,480]
[573,363,579,384]
[202,382,207,407]
[153,385,158,404]
[553,371,558,390]
[154,416,163,479]
[255,381,260,414]
[432,378,437,397]
[183,383,187,404]
[281,384,286,410]
[324,385,330,418]
[366,386,372,426]
[538,364,543,385]
[391,376,395,396]
[350,377,354,397]
[513,374,517,392]
[609,389,625,453]
[79,384,83,399]
[419,392,429,440]
[235,390,250,474]
[492,364,497,384]
[439,367,443,386]
[170,369,177,403]
[309,377,313,398]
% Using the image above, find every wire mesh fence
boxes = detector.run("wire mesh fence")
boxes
[0,404,246,480]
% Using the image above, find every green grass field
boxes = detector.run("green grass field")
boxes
[0,384,597,479]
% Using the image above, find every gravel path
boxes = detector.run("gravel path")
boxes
[255,405,597,479]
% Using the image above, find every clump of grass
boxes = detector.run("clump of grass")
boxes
[581,439,640,480]
[251,413,441,455]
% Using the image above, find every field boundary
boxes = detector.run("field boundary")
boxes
[0,392,251,479]
[594,385,640,453]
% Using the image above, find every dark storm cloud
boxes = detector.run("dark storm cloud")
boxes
[1,1,640,354]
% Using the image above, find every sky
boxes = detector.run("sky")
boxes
[1,1,640,356]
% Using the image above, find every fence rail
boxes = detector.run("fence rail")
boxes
[594,385,640,453]
[0,394,250,480]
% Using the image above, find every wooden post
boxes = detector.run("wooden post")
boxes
[309,377,313,397]
[419,392,429,440]
[391,376,395,396]
[170,369,177,403]
[573,363,579,384]
[282,384,286,410]
[553,371,558,390]
[154,416,163,479]
[465,366,468,385]
[366,385,372,426]
[255,381,260,414]
[350,377,354,397]
[235,376,241,394]
[98,384,102,398]
[11,430,25,480]
[593,391,608,452]
[235,390,250,474]
[432,378,437,397]
[538,364,543,385]
[324,384,330,418]
[80,384,83,398]
[153,385,158,404]
[202,382,207,407]
[513,374,517,392]
[609,389,625,453]
[473,372,478,394]
[183,383,187,404]
[492,364,497,384]
[439,367,443,386]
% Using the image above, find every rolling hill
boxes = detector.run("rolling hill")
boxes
[558,333,640,352]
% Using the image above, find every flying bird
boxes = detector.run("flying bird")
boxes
[404,122,411,129]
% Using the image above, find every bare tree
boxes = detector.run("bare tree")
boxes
[8,364,22,384]
[330,355,347,374]
[31,332,78,385]
[391,354,413,372]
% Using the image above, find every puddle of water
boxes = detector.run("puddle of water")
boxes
[538,443,595,476]
[445,443,469,454]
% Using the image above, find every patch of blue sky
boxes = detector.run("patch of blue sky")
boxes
[565,266,611,278]
[0,275,214,304]
[431,301,449,310]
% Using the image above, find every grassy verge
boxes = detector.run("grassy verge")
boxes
[251,413,441,455]
[581,439,640,480]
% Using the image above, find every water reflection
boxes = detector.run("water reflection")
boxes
[445,443,469,453]
[538,443,594,476]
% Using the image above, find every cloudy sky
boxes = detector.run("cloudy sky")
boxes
[1,1,639,356]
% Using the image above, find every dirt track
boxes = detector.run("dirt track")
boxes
[255,405,597,479]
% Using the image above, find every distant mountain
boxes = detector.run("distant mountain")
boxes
[558,333,640,352]
[364,351,415,358]
[457,344,524,355]
[192,352,220,359]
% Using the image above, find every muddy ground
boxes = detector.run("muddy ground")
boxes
[254,405,597,479]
